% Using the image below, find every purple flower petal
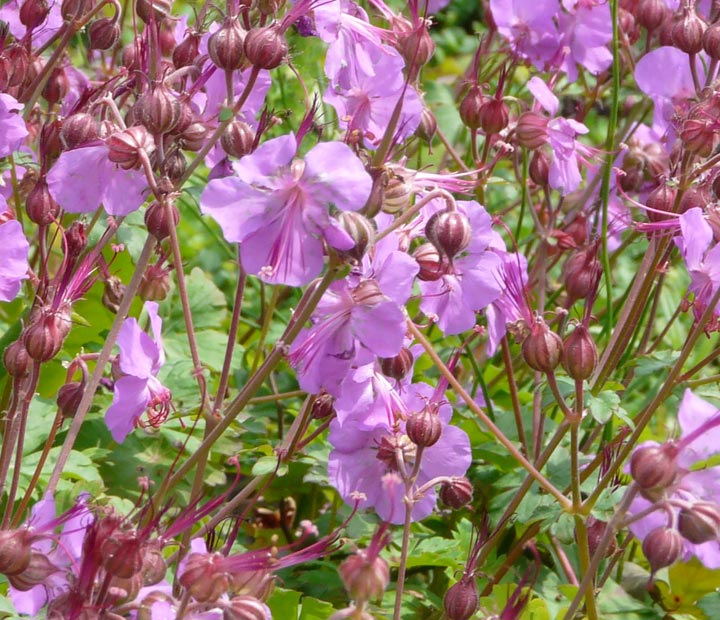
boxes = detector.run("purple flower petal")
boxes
[105,376,151,443]
[0,220,29,302]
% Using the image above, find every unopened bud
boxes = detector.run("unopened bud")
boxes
[139,264,171,301]
[704,23,720,59]
[145,201,179,241]
[382,169,414,214]
[642,527,683,572]
[444,576,479,620]
[60,113,99,150]
[425,210,472,261]
[338,553,389,601]
[413,243,448,281]
[522,320,563,373]
[61,0,95,22]
[619,8,640,44]
[103,276,126,314]
[646,184,677,223]
[88,17,120,50]
[478,98,509,135]
[244,26,288,70]
[0,529,32,575]
[42,66,69,106]
[311,392,335,420]
[136,0,173,24]
[672,9,706,54]
[57,381,84,418]
[406,405,442,447]
[416,106,437,144]
[636,0,667,31]
[516,112,549,149]
[529,149,550,186]
[629,444,678,493]
[173,31,202,68]
[209,18,247,70]
[563,247,601,302]
[439,477,473,509]
[459,85,486,131]
[396,22,435,68]
[179,553,230,603]
[23,308,72,361]
[138,84,182,135]
[224,595,272,620]
[107,126,155,170]
[3,339,31,378]
[584,516,617,558]
[7,551,57,591]
[26,177,59,225]
[221,120,255,158]
[561,324,597,381]
[379,347,413,381]
[20,0,49,30]
[336,211,375,262]
[162,151,186,183]
[678,501,720,544]
[102,533,145,579]
[350,280,385,306]
[680,110,716,158]
[141,544,167,586]
[679,186,708,214]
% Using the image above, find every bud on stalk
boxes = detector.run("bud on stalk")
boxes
[244,26,288,70]
[338,553,389,601]
[522,319,563,373]
[561,324,598,381]
[444,575,479,620]
[642,527,683,572]
[425,210,472,261]
[209,18,247,71]
[439,477,474,509]
[406,405,442,447]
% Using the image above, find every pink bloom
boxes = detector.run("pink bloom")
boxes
[490,0,559,67]
[200,133,372,286]
[555,0,612,82]
[105,302,172,443]
[0,94,29,158]
[0,215,30,302]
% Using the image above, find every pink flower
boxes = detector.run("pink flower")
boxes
[0,206,30,302]
[0,94,29,158]
[105,302,172,443]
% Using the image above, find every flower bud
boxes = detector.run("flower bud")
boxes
[425,210,472,261]
[382,168,414,214]
[139,83,182,135]
[42,66,69,106]
[173,31,202,68]
[619,8,640,44]
[107,126,155,170]
[642,527,683,572]
[563,247,601,302]
[704,22,720,59]
[88,17,120,50]
[209,18,247,71]
[561,324,598,381]
[459,85,486,131]
[336,211,375,262]
[137,592,175,620]
[679,186,708,214]
[8,551,58,590]
[583,516,617,558]
[516,112,549,149]
[0,529,33,575]
[406,404,442,447]
[60,112,99,150]
[136,0,173,24]
[338,553,390,601]
[141,544,167,586]
[529,149,550,186]
[224,596,272,620]
[229,569,274,600]
[162,151,186,183]
[439,477,473,509]
[4,339,31,378]
[244,26,288,70]
[139,264,171,301]
[629,444,678,492]
[23,308,72,362]
[350,279,385,306]
[678,502,720,544]
[221,120,255,158]
[179,553,230,603]
[61,0,94,22]
[311,392,336,420]
[522,320,563,373]
[680,110,716,157]
[564,214,588,247]
[413,243,448,281]
[416,106,437,144]
[102,532,145,579]
[636,0,667,31]
[396,22,435,68]
[379,347,413,381]
[20,0,49,30]
[103,276,126,314]
[57,381,84,418]
[145,201,179,241]
[26,177,59,225]
[478,98,509,135]
[444,576,478,620]
[122,39,141,72]
[1,45,30,89]
[646,184,677,222]
[672,9,706,54]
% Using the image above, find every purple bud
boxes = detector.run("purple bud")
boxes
[516,112,549,149]
[107,126,155,170]
[88,17,120,50]
[311,392,336,420]
[221,120,255,158]
[209,18,247,71]
[425,210,472,261]
[561,324,598,381]
[145,200,179,241]
[173,31,202,68]
[672,8,706,54]
[413,243,449,282]
[0,529,33,575]
[7,551,57,591]
[136,0,173,24]
[338,553,390,601]
[406,404,443,447]
[444,576,479,620]
[379,347,414,381]
[642,527,683,572]
[629,444,678,492]
[459,85,486,131]
[678,501,720,544]
[26,177,59,226]
[139,263,171,302]
[3,340,31,378]
[522,320,563,373]
[478,98,509,135]
[57,381,84,418]
[179,553,230,603]
[23,308,72,362]
[439,477,474,509]
[336,211,375,262]
[138,83,182,135]
[19,0,49,30]
[60,112,99,150]
[224,595,271,620]
[244,26,288,70]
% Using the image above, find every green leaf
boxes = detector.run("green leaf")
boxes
[299,596,336,620]
[662,557,720,611]
[267,588,301,619]
[161,267,227,332]
[219,107,234,122]
[252,455,288,477]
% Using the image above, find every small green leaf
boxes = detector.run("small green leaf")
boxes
[251,455,288,477]
[299,596,335,620]
[267,588,300,619]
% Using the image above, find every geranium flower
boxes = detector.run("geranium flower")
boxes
[200,133,372,286]
[555,0,612,83]
[105,302,172,443]
[0,94,29,158]
[490,0,559,67]
[0,210,30,303]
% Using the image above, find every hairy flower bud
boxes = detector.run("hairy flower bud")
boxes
[61,0,94,22]
[681,109,717,157]
[1,45,30,89]
[8,551,58,591]
[311,392,336,420]
[444,576,479,620]
[522,319,563,373]
[23,308,72,362]
[103,276,126,314]
[20,0,50,30]
[672,9,706,54]
[459,85,486,131]
[107,126,155,170]
[209,18,247,70]
[139,264,171,301]
[141,544,167,586]
[425,210,472,261]
[350,279,385,307]
[563,247,602,302]
[678,502,720,544]
[4,339,31,378]
[382,168,414,214]
[180,122,209,152]
[57,381,84,418]
[413,242,448,281]
[26,177,59,225]
[629,444,678,493]
[478,98,509,135]
[406,404,443,447]
[704,23,720,59]
[338,553,390,601]
[379,347,414,381]
[221,120,255,158]
[529,149,550,186]
[42,66,69,106]
[244,26,288,70]
[642,527,683,572]
[646,183,677,222]
[224,595,271,620]
[583,516,617,558]
[179,553,230,603]
[162,151,186,183]
[61,112,99,150]
[439,477,474,509]
[173,31,202,68]
[636,0,667,31]
[0,529,33,575]
[396,22,435,68]
[561,324,598,381]
[88,17,120,50]
[336,211,375,262]
[145,201,179,241]
[516,112,549,149]
[102,532,145,579]
[139,83,182,135]
[136,0,173,24]
[416,106,437,144]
